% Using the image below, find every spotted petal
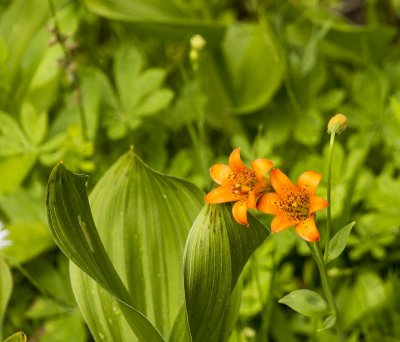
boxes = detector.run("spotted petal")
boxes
[270,168,299,198]
[246,190,257,209]
[271,214,299,233]
[309,196,328,214]
[210,164,233,185]
[229,147,247,172]
[297,171,322,196]
[205,186,241,204]
[295,216,320,242]
[257,193,283,215]
[251,159,273,181]
[232,200,249,226]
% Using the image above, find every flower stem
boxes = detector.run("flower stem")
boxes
[308,242,343,341]
[324,132,335,262]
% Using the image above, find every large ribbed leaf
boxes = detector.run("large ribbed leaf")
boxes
[0,257,12,340]
[65,150,203,341]
[47,159,164,341]
[184,204,270,341]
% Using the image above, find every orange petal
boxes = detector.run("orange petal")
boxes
[229,147,247,172]
[309,196,328,214]
[297,171,322,196]
[246,190,256,208]
[210,164,233,185]
[270,168,299,199]
[251,159,273,181]
[253,178,271,197]
[295,216,320,242]
[232,200,248,226]
[271,214,299,233]
[257,193,283,215]
[205,186,241,204]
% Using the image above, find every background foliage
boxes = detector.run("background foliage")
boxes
[1,0,400,341]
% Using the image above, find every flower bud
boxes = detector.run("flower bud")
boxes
[327,114,347,135]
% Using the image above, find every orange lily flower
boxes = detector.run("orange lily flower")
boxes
[257,168,328,242]
[205,147,273,226]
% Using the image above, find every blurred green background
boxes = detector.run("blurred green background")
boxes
[0,0,400,341]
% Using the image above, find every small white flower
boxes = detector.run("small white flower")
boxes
[190,34,206,50]
[0,222,11,249]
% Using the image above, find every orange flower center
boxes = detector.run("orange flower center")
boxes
[229,170,257,195]
[280,191,310,220]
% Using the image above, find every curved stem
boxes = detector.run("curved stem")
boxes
[308,242,343,341]
[324,132,335,262]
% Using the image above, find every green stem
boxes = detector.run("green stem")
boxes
[308,242,343,341]
[324,132,335,262]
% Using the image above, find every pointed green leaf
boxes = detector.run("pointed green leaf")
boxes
[67,150,203,341]
[114,45,144,110]
[0,257,12,340]
[279,289,328,317]
[2,332,27,342]
[46,159,165,342]
[184,204,270,341]
[327,222,355,263]
[318,314,336,332]
[135,89,174,117]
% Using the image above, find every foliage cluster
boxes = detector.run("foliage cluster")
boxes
[1,0,400,341]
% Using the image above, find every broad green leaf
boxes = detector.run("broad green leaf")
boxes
[327,222,355,263]
[2,332,27,342]
[82,0,225,41]
[0,257,12,340]
[184,204,270,341]
[46,159,166,342]
[279,289,328,317]
[222,23,285,114]
[52,149,202,341]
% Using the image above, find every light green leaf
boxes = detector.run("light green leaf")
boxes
[20,103,47,146]
[327,222,355,263]
[184,204,270,341]
[222,23,285,114]
[1,221,53,264]
[2,332,27,342]
[132,68,167,107]
[46,159,166,342]
[0,154,36,195]
[279,289,328,317]
[0,257,12,340]
[114,45,144,110]
[318,314,336,332]
[0,111,30,156]
[135,88,174,117]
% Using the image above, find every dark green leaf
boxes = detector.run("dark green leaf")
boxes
[46,159,165,342]
[184,204,270,341]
